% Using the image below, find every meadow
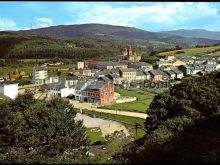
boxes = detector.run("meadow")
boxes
[102,88,156,113]
[157,45,220,58]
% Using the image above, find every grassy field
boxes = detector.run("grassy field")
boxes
[157,45,220,58]
[210,51,220,57]
[86,128,105,145]
[102,88,156,113]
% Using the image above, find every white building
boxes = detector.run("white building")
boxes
[76,62,85,70]
[165,56,176,61]
[48,77,59,84]
[31,66,48,84]
[0,80,18,99]
[48,80,76,98]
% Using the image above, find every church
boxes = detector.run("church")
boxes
[117,45,142,62]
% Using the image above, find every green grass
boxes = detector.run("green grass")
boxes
[157,45,220,58]
[86,128,105,145]
[102,89,155,113]
[210,51,220,57]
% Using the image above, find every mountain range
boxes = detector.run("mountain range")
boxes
[17,23,220,47]
[162,29,220,40]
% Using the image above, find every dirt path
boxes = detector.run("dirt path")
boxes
[69,100,148,119]
[75,113,130,137]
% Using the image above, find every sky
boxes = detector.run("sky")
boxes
[1,2,220,32]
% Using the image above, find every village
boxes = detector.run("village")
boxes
[1,45,220,105]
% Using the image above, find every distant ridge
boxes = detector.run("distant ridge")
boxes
[161,29,220,40]
[17,23,220,47]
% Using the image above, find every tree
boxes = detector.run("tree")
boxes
[115,71,220,164]
[0,92,88,163]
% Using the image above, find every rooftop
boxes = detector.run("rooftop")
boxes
[132,62,152,66]
[34,66,47,71]
[0,81,18,86]
[119,68,136,72]
[149,69,162,75]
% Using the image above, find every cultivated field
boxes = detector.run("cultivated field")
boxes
[157,45,220,58]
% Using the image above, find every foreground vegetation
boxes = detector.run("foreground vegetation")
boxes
[86,128,105,145]
[114,71,220,164]
[0,92,89,163]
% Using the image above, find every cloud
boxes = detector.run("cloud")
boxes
[66,2,219,31]
[0,17,17,30]
[35,17,53,28]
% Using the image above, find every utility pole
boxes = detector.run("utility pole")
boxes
[135,122,138,140]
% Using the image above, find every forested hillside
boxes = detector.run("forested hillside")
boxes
[0,31,175,60]
[0,32,122,60]
[114,71,220,164]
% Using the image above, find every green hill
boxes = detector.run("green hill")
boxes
[18,23,220,47]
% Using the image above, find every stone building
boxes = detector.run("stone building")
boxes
[118,45,142,62]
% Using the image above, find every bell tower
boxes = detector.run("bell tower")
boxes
[128,45,133,56]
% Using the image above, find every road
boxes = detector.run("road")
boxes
[69,100,148,119]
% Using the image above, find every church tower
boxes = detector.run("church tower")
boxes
[128,45,133,56]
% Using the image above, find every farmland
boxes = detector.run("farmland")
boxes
[157,45,220,58]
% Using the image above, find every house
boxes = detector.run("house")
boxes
[91,69,100,76]
[156,60,173,68]
[129,62,153,71]
[205,60,217,65]
[162,71,170,80]
[74,79,114,106]
[171,69,184,79]
[92,61,128,70]
[85,81,114,106]
[48,77,60,84]
[165,56,176,61]
[179,57,194,64]
[0,80,18,99]
[216,64,220,70]
[143,71,151,80]
[97,76,112,83]
[204,64,216,73]
[107,74,123,85]
[74,80,91,101]
[119,68,137,82]
[194,58,206,65]
[172,59,186,67]
[190,64,204,75]
[178,65,193,76]
[31,66,48,84]
[76,61,85,70]
[149,70,163,81]
[136,70,147,82]
[0,74,9,81]
[110,68,120,76]
[79,69,92,76]
[9,69,20,81]
[164,70,176,79]
[65,76,78,87]
[48,80,75,98]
